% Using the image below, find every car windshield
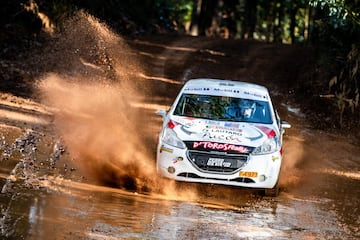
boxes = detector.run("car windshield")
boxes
[173,94,272,124]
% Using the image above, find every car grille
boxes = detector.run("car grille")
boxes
[187,150,249,174]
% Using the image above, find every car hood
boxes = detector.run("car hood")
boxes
[170,115,277,148]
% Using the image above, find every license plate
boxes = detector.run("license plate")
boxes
[239,171,258,178]
[207,157,224,167]
[207,158,232,167]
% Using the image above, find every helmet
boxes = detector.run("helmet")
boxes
[239,99,256,119]
[197,96,212,117]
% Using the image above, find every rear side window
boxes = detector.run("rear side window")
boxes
[174,94,272,124]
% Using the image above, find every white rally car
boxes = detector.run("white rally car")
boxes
[156,78,290,196]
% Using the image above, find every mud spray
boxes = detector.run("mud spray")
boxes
[36,11,306,201]
[279,134,305,189]
[37,11,196,200]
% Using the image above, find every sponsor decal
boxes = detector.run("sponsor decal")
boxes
[173,157,183,164]
[206,124,240,130]
[185,117,196,121]
[184,87,210,92]
[176,118,244,140]
[243,91,267,100]
[180,125,193,135]
[213,88,235,93]
[171,116,196,126]
[205,120,222,126]
[247,127,264,141]
[255,125,276,138]
[202,127,243,142]
[193,141,249,153]
[224,122,240,128]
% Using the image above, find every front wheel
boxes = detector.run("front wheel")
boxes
[262,183,280,197]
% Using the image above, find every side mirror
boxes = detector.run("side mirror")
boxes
[281,121,291,129]
[156,109,167,121]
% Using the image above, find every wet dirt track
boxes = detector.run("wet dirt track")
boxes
[1,105,359,240]
[1,14,359,239]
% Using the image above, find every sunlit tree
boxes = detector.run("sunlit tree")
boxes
[310,0,360,127]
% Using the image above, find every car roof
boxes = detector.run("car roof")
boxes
[181,78,271,101]
[184,78,269,93]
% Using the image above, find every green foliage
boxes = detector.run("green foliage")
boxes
[34,0,76,28]
[310,0,360,25]
[0,0,42,34]
[62,0,193,33]
[310,0,360,127]
[329,45,360,127]
[155,0,193,30]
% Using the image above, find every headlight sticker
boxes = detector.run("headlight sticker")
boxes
[160,146,174,153]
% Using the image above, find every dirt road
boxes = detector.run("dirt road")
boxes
[0,13,359,239]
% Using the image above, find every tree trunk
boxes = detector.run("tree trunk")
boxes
[274,0,284,43]
[198,0,218,36]
[290,2,297,44]
[222,0,239,38]
[242,0,257,39]
[189,0,202,35]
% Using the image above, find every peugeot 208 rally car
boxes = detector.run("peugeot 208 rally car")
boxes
[156,78,290,196]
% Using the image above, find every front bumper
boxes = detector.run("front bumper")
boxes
[156,143,282,189]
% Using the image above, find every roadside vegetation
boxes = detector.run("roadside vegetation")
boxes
[0,0,359,133]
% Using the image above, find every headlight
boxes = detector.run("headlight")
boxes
[252,137,279,155]
[162,127,186,149]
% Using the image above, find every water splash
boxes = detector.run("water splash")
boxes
[36,11,160,193]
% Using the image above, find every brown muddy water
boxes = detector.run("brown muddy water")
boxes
[1,11,359,240]
[0,101,359,240]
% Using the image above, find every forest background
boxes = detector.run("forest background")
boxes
[0,0,359,133]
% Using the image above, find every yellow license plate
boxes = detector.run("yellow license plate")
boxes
[239,171,258,178]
